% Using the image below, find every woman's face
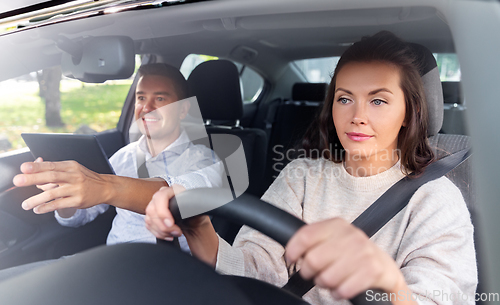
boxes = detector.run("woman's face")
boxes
[332,61,406,168]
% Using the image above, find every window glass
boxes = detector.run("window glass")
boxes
[180,54,219,79]
[293,57,340,83]
[0,56,141,153]
[294,54,461,83]
[180,54,265,103]
[433,53,461,81]
[240,65,265,103]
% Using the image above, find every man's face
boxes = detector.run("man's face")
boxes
[134,74,189,145]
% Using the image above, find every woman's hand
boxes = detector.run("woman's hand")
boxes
[285,218,414,303]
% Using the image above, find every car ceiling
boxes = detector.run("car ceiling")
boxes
[0,0,455,82]
[0,1,76,15]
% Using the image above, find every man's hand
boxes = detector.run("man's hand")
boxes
[13,160,112,214]
[285,218,414,303]
[145,185,211,241]
[145,185,219,266]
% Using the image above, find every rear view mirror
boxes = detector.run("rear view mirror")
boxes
[60,36,135,83]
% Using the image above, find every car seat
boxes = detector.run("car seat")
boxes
[186,60,268,244]
[441,81,467,135]
[409,43,474,214]
[264,82,327,189]
[187,60,267,197]
[411,43,484,300]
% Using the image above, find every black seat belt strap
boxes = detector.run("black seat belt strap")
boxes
[352,147,471,237]
[282,148,471,297]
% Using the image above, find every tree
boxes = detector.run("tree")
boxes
[37,66,65,127]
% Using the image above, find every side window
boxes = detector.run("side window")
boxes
[293,56,340,82]
[180,54,265,103]
[433,53,466,134]
[294,54,461,82]
[294,54,461,83]
[433,53,464,105]
[433,53,461,81]
[0,56,141,153]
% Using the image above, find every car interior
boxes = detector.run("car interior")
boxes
[0,0,497,303]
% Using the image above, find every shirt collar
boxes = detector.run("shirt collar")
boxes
[137,129,191,159]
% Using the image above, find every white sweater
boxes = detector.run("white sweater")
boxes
[216,158,477,305]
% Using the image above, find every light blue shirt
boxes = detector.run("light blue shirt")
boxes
[55,130,224,252]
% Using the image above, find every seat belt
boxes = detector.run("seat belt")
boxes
[136,145,149,179]
[282,148,472,297]
[137,146,181,249]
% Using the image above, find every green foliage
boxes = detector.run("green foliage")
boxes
[0,84,129,152]
[59,84,127,131]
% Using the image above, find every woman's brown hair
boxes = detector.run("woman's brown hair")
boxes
[301,31,434,175]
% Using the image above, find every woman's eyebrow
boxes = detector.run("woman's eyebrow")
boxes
[368,88,393,95]
[335,88,393,95]
[335,88,352,94]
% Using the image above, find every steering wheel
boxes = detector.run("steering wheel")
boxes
[0,188,390,305]
[169,188,391,305]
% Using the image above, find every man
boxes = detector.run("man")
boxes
[12,63,223,252]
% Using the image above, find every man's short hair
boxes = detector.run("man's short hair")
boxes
[137,63,188,100]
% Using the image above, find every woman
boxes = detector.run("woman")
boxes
[145,31,477,305]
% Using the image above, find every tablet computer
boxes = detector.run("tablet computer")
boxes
[21,133,115,175]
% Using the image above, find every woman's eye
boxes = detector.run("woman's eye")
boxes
[372,99,386,106]
[338,98,350,104]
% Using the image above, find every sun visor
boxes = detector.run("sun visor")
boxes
[60,36,135,83]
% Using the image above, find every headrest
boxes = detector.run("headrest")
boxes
[409,43,444,137]
[292,82,328,102]
[187,60,243,121]
[441,81,463,105]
